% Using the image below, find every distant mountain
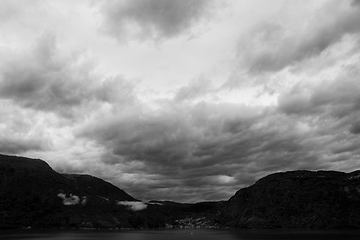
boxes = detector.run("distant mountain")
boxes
[148,200,223,213]
[2,153,360,229]
[217,170,360,229]
[0,154,177,229]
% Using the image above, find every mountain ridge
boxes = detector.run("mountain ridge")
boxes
[0,154,174,229]
[2,153,360,229]
[218,169,360,228]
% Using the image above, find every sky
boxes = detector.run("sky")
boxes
[1,0,360,203]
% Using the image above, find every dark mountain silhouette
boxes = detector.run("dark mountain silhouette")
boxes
[148,200,222,213]
[0,154,179,229]
[217,170,360,229]
[2,153,360,229]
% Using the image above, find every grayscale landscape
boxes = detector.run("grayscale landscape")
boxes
[1,0,360,239]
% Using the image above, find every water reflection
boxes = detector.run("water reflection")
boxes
[1,229,360,240]
[229,229,360,240]
[0,229,235,240]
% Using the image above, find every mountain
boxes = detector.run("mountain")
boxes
[3,153,360,229]
[148,200,223,213]
[217,170,360,229]
[0,154,178,229]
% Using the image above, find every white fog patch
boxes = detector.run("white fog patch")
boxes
[57,193,84,206]
[217,175,236,184]
[147,202,163,206]
[117,201,147,211]
[99,196,109,201]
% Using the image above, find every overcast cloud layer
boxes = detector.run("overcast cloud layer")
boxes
[1,0,360,202]
[101,0,216,42]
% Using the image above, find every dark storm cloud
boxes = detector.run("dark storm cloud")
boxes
[278,65,360,119]
[78,101,265,169]
[69,60,360,201]
[350,121,360,134]
[0,33,136,119]
[2,1,359,203]
[331,141,360,154]
[0,100,51,156]
[100,0,214,42]
[275,65,360,168]
[0,138,44,155]
[236,0,360,74]
[76,99,333,202]
[351,0,360,7]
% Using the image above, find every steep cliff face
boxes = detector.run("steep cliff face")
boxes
[219,170,360,229]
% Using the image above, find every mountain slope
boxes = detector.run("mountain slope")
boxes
[218,170,360,229]
[3,153,360,229]
[0,154,168,229]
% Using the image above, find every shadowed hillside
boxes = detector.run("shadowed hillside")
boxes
[218,170,360,229]
[2,153,360,229]
[0,154,177,229]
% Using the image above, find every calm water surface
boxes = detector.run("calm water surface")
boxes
[1,229,360,240]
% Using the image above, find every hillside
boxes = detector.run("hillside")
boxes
[2,153,360,229]
[0,154,176,229]
[218,170,360,229]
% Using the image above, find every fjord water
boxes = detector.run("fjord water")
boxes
[2,229,360,240]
